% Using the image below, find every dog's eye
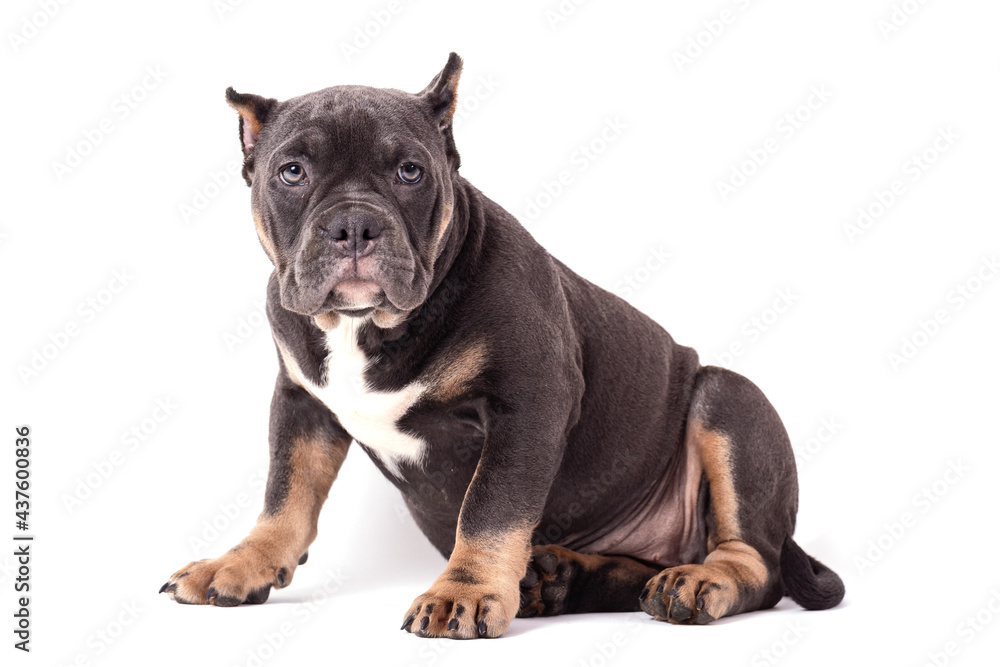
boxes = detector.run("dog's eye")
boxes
[398,162,423,184]
[279,163,307,185]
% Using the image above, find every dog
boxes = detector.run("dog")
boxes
[160,53,844,638]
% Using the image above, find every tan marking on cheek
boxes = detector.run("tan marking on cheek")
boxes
[313,312,340,331]
[371,309,407,329]
[427,341,486,403]
[689,418,740,547]
[436,200,454,246]
[253,209,279,264]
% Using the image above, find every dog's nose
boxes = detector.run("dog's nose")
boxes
[327,210,383,257]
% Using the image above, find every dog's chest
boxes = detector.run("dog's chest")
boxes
[281,323,428,477]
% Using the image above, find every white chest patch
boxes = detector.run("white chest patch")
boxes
[276,321,428,478]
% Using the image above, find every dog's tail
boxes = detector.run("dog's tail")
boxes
[779,535,845,610]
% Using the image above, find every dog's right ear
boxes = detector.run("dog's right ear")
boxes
[226,88,277,183]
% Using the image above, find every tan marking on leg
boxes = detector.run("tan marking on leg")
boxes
[688,417,740,548]
[425,341,487,403]
[253,208,279,264]
[403,525,531,638]
[163,435,348,605]
[640,540,768,624]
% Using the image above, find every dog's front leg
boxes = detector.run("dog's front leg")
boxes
[401,413,566,639]
[161,374,350,606]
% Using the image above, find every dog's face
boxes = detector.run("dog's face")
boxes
[226,54,464,326]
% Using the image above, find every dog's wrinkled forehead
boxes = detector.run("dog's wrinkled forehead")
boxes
[260,87,440,166]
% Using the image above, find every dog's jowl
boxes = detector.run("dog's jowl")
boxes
[161,53,845,638]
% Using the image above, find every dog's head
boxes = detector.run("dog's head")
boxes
[226,53,463,328]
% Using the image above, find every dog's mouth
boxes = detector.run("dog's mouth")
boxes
[318,278,385,317]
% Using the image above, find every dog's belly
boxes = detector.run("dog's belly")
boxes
[550,392,708,568]
[276,323,428,478]
[574,444,706,568]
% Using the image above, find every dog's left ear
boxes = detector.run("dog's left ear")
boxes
[419,52,463,170]
[226,87,278,184]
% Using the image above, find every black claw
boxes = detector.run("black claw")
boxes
[640,586,650,599]
[671,602,693,622]
[298,552,309,565]
[214,594,243,607]
[697,596,705,610]
[206,586,218,603]
[477,619,488,637]
[159,582,170,594]
[419,616,429,631]
[276,568,288,587]
[245,585,271,605]
[655,581,665,594]
[401,614,415,631]
[536,553,558,575]
[667,587,679,598]
[447,618,459,631]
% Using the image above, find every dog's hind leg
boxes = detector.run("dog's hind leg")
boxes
[517,544,658,616]
[639,366,843,624]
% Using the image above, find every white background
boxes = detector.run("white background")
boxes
[2,0,999,665]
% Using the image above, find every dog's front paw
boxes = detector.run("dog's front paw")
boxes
[401,580,518,639]
[160,543,306,606]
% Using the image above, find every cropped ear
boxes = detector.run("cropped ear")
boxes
[225,87,277,156]
[419,52,463,170]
